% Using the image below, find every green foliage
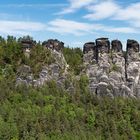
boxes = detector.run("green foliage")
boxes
[23,44,55,77]
[111,64,120,72]
[0,78,140,139]
[0,36,55,78]
[0,36,140,139]
[63,47,83,75]
[79,74,89,95]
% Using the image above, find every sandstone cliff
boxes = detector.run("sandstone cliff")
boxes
[83,38,140,98]
[17,38,140,98]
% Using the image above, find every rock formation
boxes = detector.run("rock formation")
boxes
[126,40,140,97]
[83,42,96,64]
[17,39,72,91]
[21,37,35,58]
[83,38,140,98]
[111,40,122,52]
[16,37,140,98]
[42,39,64,52]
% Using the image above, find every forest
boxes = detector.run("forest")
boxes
[0,36,140,140]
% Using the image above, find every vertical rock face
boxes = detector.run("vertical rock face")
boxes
[83,42,97,95]
[127,39,139,53]
[95,38,111,96]
[111,40,122,52]
[17,37,140,98]
[96,38,110,77]
[126,40,140,97]
[83,42,95,54]
[111,40,124,76]
[96,38,110,74]
[96,38,110,54]
[17,39,70,88]
[96,38,110,70]
[83,38,140,98]
[109,40,125,97]
[83,42,96,64]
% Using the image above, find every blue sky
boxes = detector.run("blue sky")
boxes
[0,0,140,49]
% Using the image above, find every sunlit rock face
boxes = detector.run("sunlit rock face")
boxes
[83,38,140,98]
[17,37,140,98]
[111,39,125,78]
[83,38,111,97]
[96,38,111,78]
[16,39,73,90]
[95,38,111,96]
[126,40,140,97]
[109,40,126,97]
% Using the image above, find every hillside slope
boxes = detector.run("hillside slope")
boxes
[0,36,140,139]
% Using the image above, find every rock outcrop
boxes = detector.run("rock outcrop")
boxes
[126,40,140,97]
[21,37,35,58]
[42,39,64,52]
[83,38,140,98]
[83,42,95,54]
[111,40,122,52]
[17,37,140,98]
[17,39,70,89]
[83,42,96,64]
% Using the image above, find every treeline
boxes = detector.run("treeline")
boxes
[63,47,83,75]
[0,36,140,140]
[0,80,140,140]
[0,35,83,78]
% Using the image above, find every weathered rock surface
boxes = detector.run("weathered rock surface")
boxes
[42,39,64,52]
[83,42,97,65]
[17,39,71,88]
[126,39,140,97]
[83,42,95,54]
[111,40,122,52]
[17,38,140,98]
[83,38,140,98]
[96,38,110,54]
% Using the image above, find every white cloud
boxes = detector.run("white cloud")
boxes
[84,0,120,20]
[57,0,96,14]
[84,1,140,29]
[0,4,67,8]
[113,2,140,28]
[114,2,140,21]
[47,19,138,35]
[0,18,139,38]
[0,20,46,35]
[47,19,102,35]
[103,27,138,34]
